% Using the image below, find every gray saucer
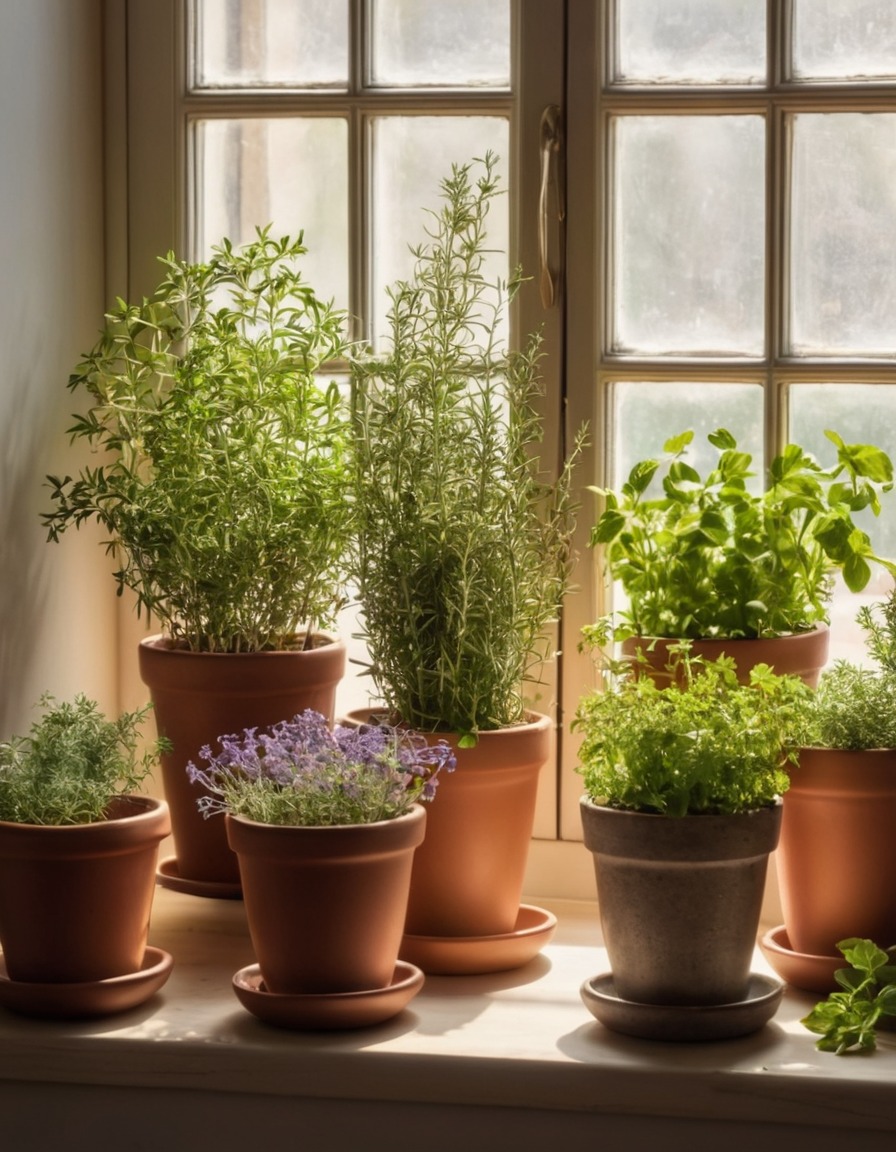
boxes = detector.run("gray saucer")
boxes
[580,971,784,1042]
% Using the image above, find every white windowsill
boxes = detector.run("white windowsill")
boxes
[0,884,893,1150]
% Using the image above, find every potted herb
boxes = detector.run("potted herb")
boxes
[590,427,896,684]
[349,154,584,968]
[574,642,809,1040]
[44,228,353,895]
[0,695,171,1017]
[188,710,454,1029]
[774,590,896,966]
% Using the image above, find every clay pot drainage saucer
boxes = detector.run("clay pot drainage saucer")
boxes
[0,947,173,1020]
[232,960,424,1030]
[157,856,243,900]
[759,924,847,994]
[400,903,557,975]
[580,972,784,1042]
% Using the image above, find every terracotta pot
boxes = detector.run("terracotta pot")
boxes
[139,633,346,891]
[226,805,426,995]
[622,624,829,688]
[0,795,170,983]
[347,710,551,939]
[580,798,782,1005]
[777,747,896,956]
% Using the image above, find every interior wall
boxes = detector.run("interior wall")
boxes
[0,0,117,737]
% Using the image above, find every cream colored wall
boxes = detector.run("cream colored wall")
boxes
[0,0,117,738]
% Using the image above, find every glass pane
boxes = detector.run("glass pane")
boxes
[370,0,510,87]
[193,118,349,312]
[790,114,896,357]
[792,0,896,81]
[612,382,764,489]
[614,0,765,85]
[789,383,896,663]
[370,118,510,346]
[612,115,765,356]
[193,0,349,88]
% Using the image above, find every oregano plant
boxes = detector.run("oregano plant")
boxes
[574,641,810,816]
[592,427,896,640]
[351,153,585,745]
[801,938,896,1054]
[44,228,353,653]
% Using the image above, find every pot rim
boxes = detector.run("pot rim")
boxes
[0,793,169,834]
[225,801,426,836]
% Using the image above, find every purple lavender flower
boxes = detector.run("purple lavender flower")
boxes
[186,709,456,827]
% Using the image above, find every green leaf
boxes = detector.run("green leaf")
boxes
[707,428,736,451]
[663,431,694,454]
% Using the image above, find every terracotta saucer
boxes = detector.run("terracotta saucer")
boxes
[0,947,173,1020]
[232,960,424,1030]
[580,971,784,1042]
[399,904,557,975]
[157,855,243,900]
[759,924,845,993]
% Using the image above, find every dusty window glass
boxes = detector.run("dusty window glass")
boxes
[789,113,896,357]
[613,0,765,85]
[611,114,765,356]
[611,381,764,489]
[369,117,509,346]
[369,0,510,87]
[792,0,896,81]
[193,0,349,88]
[192,117,349,311]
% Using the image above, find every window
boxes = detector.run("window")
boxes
[119,1,896,884]
[560,0,896,839]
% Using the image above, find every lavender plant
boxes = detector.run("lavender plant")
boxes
[188,710,456,826]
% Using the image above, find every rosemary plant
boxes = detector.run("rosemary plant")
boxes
[44,228,352,653]
[0,695,163,825]
[351,154,585,745]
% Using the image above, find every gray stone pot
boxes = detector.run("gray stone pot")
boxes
[580,798,782,1006]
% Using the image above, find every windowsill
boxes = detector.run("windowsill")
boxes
[0,886,893,1149]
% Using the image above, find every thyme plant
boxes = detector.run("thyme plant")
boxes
[351,154,585,745]
[799,590,896,750]
[44,229,352,653]
[0,695,163,825]
[592,427,896,640]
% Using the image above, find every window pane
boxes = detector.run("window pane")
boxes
[370,0,510,87]
[193,117,349,311]
[369,117,509,345]
[789,383,896,663]
[792,0,896,81]
[790,114,896,357]
[789,384,896,560]
[612,382,764,487]
[612,115,765,356]
[193,0,349,89]
[613,0,765,85]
